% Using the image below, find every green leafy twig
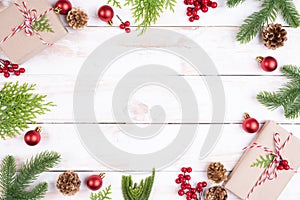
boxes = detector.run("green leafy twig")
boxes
[90,185,112,200]
[0,82,55,139]
[32,15,54,33]
[227,0,300,43]
[107,0,122,9]
[0,151,61,200]
[257,65,300,119]
[251,154,274,168]
[122,169,155,200]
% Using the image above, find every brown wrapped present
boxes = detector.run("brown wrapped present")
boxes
[0,0,67,63]
[225,121,300,200]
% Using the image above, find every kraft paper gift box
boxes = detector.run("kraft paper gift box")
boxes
[0,0,67,64]
[225,121,300,200]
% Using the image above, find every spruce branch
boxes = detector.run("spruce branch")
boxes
[227,0,245,8]
[0,82,55,139]
[32,15,54,33]
[251,154,274,168]
[257,65,300,119]
[0,156,16,199]
[122,169,155,200]
[236,0,277,43]
[107,0,122,9]
[90,185,112,200]
[277,0,300,28]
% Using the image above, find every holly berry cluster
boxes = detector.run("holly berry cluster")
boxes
[119,20,131,33]
[277,159,291,171]
[0,59,25,78]
[175,167,207,200]
[184,0,218,22]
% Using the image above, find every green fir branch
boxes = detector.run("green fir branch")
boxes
[251,154,274,168]
[276,0,300,28]
[0,82,55,139]
[236,0,277,43]
[122,169,155,200]
[0,151,60,200]
[227,0,245,8]
[32,15,54,33]
[107,0,122,9]
[257,65,300,119]
[90,185,112,200]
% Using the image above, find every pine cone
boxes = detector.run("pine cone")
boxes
[204,186,228,200]
[56,171,81,196]
[66,8,88,29]
[207,162,227,184]
[262,23,287,50]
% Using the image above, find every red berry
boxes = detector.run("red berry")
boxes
[187,167,192,173]
[192,10,197,16]
[12,64,19,69]
[201,0,209,4]
[181,167,187,173]
[191,193,197,199]
[201,5,208,12]
[184,0,188,5]
[186,197,192,200]
[284,165,290,170]
[3,68,8,73]
[185,183,191,189]
[211,2,217,8]
[0,68,2,73]
[124,21,130,26]
[120,23,125,29]
[194,5,201,10]
[185,174,191,180]
[202,181,207,187]
[186,191,192,196]
[178,174,184,178]
[8,67,14,72]
[197,187,203,192]
[207,1,212,6]
[125,28,131,33]
[191,188,197,193]
[181,183,186,189]
[187,7,193,11]
[282,160,288,166]
[4,73,10,78]
[189,0,194,4]
[4,60,10,65]
[178,189,185,196]
[175,178,181,184]
[14,71,20,76]
[194,15,200,20]
[277,165,284,170]
[194,1,199,6]
[187,11,192,16]
[180,177,186,182]
[197,182,203,188]
[19,68,25,73]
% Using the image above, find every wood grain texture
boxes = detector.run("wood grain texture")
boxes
[0,0,300,199]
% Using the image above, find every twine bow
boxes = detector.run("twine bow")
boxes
[0,1,53,45]
[242,132,294,200]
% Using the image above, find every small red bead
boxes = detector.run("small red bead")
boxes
[185,183,191,189]
[124,21,130,26]
[125,28,131,33]
[0,68,3,73]
[201,6,208,12]
[202,181,207,187]
[197,187,203,192]
[194,5,201,10]
[194,15,200,20]
[191,188,197,193]
[120,23,125,29]
[186,197,192,200]
[12,64,19,69]
[194,1,199,6]
[187,167,192,173]
[19,68,25,73]
[201,0,209,4]
[185,174,191,180]
[186,191,192,196]
[277,165,284,170]
[211,2,218,8]
[178,174,184,178]
[180,177,186,182]
[181,183,186,189]
[187,7,193,11]
[284,165,290,170]
[197,182,203,188]
[181,167,187,173]
[192,10,197,16]
[4,73,10,78]
[191,193,197,199]
[14,71,20,76]
[178,189,185,196]
[184,0,188,5]
[281,160,288,166]
[4,60,10,65]
[3,68,8,73]
[8,67,14,72]
[175,178,181,184]
[187,11,192,16]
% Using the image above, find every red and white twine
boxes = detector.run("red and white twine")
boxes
[0,1,53,45]
[243,132,294,200]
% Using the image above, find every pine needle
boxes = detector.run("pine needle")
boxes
[90,185,112,200]
[276,0,300,28]
[107,0,122,9]
[227,0,245,8]
[32,15,54,33]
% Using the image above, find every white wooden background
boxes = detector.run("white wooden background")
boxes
[1,0,300,199]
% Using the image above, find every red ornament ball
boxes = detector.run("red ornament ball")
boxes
[257,56,278,72]
[242,113,259,133]
[55,0,72,15]
[98,5,114,23]
[87,174,105,191]
[24,127,42,146]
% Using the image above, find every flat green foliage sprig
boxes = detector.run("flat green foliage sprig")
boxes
[251,154,274,168]
[227,0,300,43]
[90,185,112,200]
[0,82,55,139]
[0,151,61,200]
[32,15,54,33]
[257,65,300,119]
[107,0,176,34]
[122,169,155,200]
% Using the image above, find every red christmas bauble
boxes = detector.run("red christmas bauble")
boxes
[98,5,114,25]
[257,56,278,72]
[242,113,259,133]
[87,174,105,191]
[24,127,42,146]
[55,0,72,15]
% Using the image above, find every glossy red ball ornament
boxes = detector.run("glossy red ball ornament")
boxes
[24,127,42,146]
[242,113,259,133]
[87,173,105,191]
[256,56,278,72]
[98,5,114,25]
[54,0,72,15]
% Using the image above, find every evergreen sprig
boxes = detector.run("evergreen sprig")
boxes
[124,0,176,34]
[257,65,300,119]
[107,0,122,9]
[0,151,61,200]
[227,0,300,43]
[122,169,155,200]
[0,82,55,139]
[90,185,112,200]
[32,15,54,33]
[251,154,274,168]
